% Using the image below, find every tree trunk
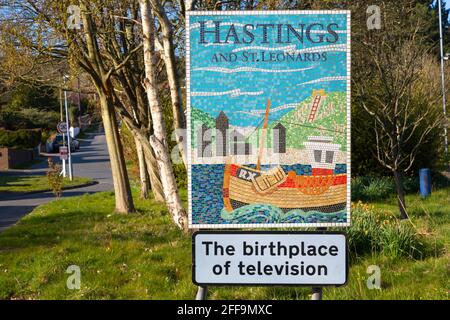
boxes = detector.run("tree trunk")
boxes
[99,92,135,213]
[161,35,187,168]
[79,3,134,214]
[135,137,150,199]
[140,0,188,231]
[141,136,165,203]
[393,170,408,219]
[151,0,187,168]
[121,116,166,203]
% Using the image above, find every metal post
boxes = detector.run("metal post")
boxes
[195,286,208,300]
[64,78,73,181]
[311,287,323,300]
[61,153,66,177]
[59,88,64,122]
[311,227,327,300]
[77,76,82,128]
[438,0,449,158]
[59,88,66,177]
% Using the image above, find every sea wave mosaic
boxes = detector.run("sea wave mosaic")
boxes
[187,11,351,228]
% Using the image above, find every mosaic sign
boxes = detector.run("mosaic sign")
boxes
[187,11,351,228]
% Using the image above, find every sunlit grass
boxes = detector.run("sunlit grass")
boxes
[0,175,92,194]
[0,186,448,299]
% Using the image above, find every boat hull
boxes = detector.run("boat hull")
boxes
[223,164,346,213]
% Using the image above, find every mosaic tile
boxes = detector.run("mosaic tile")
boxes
[186,11,351,228]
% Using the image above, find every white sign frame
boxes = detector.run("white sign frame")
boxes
[186,10,352,229]
[192,231,348,286]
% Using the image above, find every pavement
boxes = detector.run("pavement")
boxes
[0,132,113,232]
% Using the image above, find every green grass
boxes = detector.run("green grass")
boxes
[0,175,92,194]
[0,186,448,299]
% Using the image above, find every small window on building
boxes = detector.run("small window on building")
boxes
[325,151,334,164]
[314,150,322,162]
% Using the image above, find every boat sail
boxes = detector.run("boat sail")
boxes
[222,98,346,214]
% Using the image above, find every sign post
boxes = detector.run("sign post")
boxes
[186,10,351,299]
[57,121,68,177]
[64,84,73,181]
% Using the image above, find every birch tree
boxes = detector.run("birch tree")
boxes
[150,0,187,168]
[139,0,188,231]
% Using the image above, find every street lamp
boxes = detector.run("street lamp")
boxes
[438,0,449,160]
[63,75,73,181]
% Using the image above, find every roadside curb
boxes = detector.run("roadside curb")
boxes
[0,180,99,201]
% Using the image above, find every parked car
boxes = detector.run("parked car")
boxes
[47,134,79,153]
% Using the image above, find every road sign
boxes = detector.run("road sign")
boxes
[187,11,351,228]
[57,121,68,134]
[59,146,68,160]
[193,231,347,286]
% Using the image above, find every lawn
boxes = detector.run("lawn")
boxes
[0,186,448,300]
[0,175,92,194]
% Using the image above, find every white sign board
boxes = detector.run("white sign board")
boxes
[193,232,347,286]
[57,121,68,134]
[59,146,68,160]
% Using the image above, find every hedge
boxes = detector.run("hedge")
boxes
[0,128,42,149]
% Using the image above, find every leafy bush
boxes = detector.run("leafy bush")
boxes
[347,202,427,260]
[0,128,41,149]
[403,176,420,193]
[46,158,63,198]
[8,84,58,112]
[173,163,187,189]
[352,175,419,201]
[40,130,51,144]
[431,171,450,189]
[0,108,59,130]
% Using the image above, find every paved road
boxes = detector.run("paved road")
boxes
[0,132,113,232]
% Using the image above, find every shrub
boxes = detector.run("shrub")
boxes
[46,158,63,198]
[403,176,419,193]
[41,130,52,145]
[0,108,59,130]
[8,84,58,112]
[347,202,427,260]
[20,108,59,130]
[351,175,419,201]
[173,163,187,189]
[0,128,41,149]
[363,177,395,200]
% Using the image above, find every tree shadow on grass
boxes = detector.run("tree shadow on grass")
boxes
[0,206,182,253]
